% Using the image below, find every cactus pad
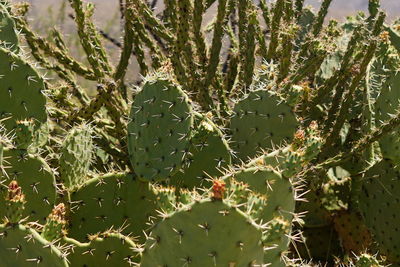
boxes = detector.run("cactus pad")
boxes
[169,115,231,189]
[68,173,157,243]
[128,76,194,181]
[0,149,56,224]
[66,232,139,266]
[230,89,298,161]
[140,200,264,266]
[375,71,400,162]
[333,211,372,254]
[228,166,295,220]
[0,224,69,267]
[358,159,400,262]
[0,5,19,51]
[226,166,295,266]
[0,48,47,133]
[59,124,94,189]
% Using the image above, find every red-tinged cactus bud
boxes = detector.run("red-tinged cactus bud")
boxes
[5,180,26,224]
[212,179,226,200]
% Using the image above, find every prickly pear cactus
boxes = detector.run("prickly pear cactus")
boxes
[333,211,372,254]
[230,89,298,161]
[168,114,231,189]
[0,0,398,266]
[59,124,94,189]
[0,224,69,267]
[0,47,47,133]
[357,159,400,261]
[225,166,296,266]
[0,4,19,51]
[42,203,67,241]
[0,149,56,224]
[140,200,265,266]
[375,70,400,162]
[68,173,157,242]
[65,232,139,266]
[128,75,194,182]
[4,180,25,224]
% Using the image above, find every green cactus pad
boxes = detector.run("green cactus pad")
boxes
[375,70,400,162]
[59,124,94,189]
[68,173,158,243]
[228,166,295,220]
[128,75,194,182]
[226,166,295,266]
[0,47,47,133]
[230,89,298,161]
[0,149,56,224]
[0,224,69,267]
[140,200,264,266]
[0,5,19,52]
[169,114,231,189]
[358,159,400,262]
[65,232,139,266]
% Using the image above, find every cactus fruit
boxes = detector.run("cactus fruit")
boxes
[68,173,157,243]
[140,199,265,266]
[0,224,69,267]
[230,89,298,161]
[0,149,56,224]
[128,75,194,182]
[59,124,94,189]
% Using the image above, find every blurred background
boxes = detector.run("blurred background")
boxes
[13,0,400,90]
[23,0,400,24]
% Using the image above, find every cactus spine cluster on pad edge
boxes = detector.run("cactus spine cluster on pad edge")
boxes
[1,0,400,265]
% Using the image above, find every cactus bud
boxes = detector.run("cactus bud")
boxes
[212,179,226,200]
[5,180,26,224]
[42,203,67,241]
